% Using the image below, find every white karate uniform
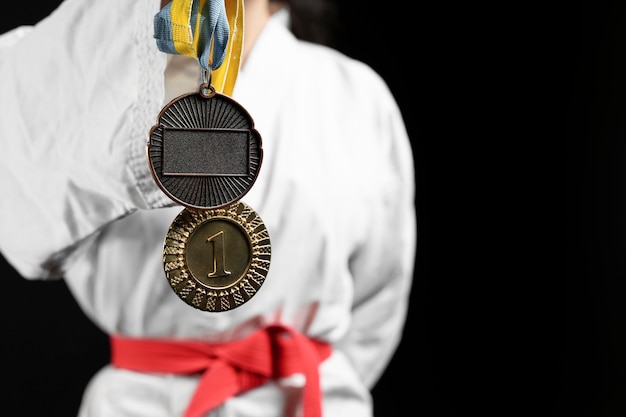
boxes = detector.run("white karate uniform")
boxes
[0,1,416,416]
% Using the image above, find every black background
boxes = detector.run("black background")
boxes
[563,2,626,416]
[0,1,561,416]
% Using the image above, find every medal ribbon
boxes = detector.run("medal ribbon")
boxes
[154,0,243,96]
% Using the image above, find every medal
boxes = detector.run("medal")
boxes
[163,201,271,312]
[147,84,263,209]
[150,0,270,311]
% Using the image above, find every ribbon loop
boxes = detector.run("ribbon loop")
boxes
[154,0,243,96]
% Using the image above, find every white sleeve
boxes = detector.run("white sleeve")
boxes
[0,0,171,280]
[336,75,417,388]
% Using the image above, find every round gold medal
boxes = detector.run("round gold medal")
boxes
[163,201,271,312]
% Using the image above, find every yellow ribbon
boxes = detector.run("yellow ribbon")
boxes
[211,0,243,96]
[167,0,244,96]
[169,0,196,58]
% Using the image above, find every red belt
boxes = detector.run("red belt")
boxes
[110,325,332,417]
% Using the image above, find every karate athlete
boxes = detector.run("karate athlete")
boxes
[0,0,416,416]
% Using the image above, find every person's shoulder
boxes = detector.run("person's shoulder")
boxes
[297,40,376,75]
[293,39,391,95]
[0,26,34,49]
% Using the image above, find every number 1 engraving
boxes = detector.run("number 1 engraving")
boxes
[207,231,231,278]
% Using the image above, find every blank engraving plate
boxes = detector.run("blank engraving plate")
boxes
[163,128,249,176]
[163,201,271,312]
[148,86,263,209]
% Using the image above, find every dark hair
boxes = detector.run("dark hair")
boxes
[279,0,338,47]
